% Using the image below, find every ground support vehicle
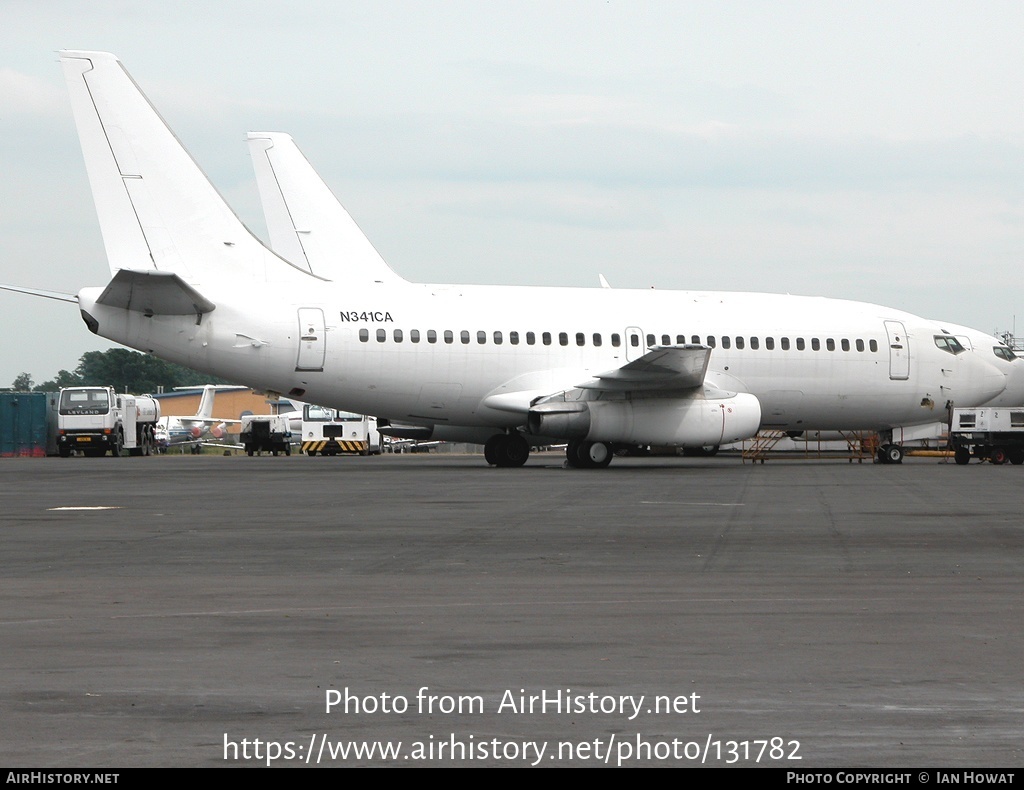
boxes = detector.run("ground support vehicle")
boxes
[949,407,1024,465]
[299,406,381,456]
[56,386,160,457]
[240,415,292,456]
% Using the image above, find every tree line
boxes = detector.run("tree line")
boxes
[8,349,235,394]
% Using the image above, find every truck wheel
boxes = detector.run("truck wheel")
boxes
[954,447,971,465]
[991,447,1008,465]
[246,446,254,457]
[284,444,291,456]
[1009,449,1024,465]
[58,446,71,458]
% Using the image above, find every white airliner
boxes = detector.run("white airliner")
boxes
[156,385,239,453]
[1,51,1019,469]
[245,131,1024,461]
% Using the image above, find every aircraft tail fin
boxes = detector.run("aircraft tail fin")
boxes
[196,385,216,420]
[59,51,307,286]
[247,132,406,284]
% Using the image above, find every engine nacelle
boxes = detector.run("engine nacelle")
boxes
[528,392,761,447]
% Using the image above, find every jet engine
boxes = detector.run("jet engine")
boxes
[527,390,761,447]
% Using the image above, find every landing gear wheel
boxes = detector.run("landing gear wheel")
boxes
[484,434,504,466]
[954,447,971,466]
[565,439,583,468]
[581,441,613,468]
[878,444,903,464]
[497,434,530,467]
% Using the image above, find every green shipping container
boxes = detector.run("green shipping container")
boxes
[0,392,50,457]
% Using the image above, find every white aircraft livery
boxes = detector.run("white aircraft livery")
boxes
[3,50,1020,468]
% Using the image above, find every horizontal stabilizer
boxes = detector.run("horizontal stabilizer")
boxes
[0,284,78,303]
[579,345,712,392]
[96,269,216,317]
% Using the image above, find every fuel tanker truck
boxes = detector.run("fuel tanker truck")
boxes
[56,386,161,457]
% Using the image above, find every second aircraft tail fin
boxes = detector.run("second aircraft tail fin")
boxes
[247,132,406,285]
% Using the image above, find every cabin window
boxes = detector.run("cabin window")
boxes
[661,334,671,345]
[444,330,454,344]
[869,339,878,352]
[781,337,790,350]
[856,339,864,352]
[765,337,774,350]
[410,329,420,343]
[460,330,470,344]
[796,338,805,351]
[493,331,503,345]
[477,331,487,344]
[394,329,403,342]
[526,332,536,345]
[611,333,621,347]
[826,338,835,351]
[576,332,586,346]
[559,332,569,346]
[427,330,437,344]
[647,334,656,347]
[543,332,552,346]
[692,335,700,344]
[359,329,369,342]
[676,335,686,344]
[510,331,519,345]
[841,339,850,351]
[706,336,716,348]
[750,337,759,350]
[376,328,386,342]
[630,334,640,348]
[811,338,820,351]
[735,336,745,349]
[593,333,602,347]
[722,336,731,349]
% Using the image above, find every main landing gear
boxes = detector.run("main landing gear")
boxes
[484,432,531,468]
[565,439,613,469]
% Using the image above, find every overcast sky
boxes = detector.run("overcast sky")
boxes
[3,1,1024,386]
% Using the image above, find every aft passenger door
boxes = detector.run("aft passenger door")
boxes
[296,307,326,371]
[884,320,910,380]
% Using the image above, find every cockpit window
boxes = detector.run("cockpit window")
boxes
[934,335,966,355]
[993,346,1018,362]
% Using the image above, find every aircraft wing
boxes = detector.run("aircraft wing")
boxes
[578,345,711,392]
[482,346,715,415]
[96,269,216,317]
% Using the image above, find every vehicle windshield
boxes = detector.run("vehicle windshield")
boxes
[993,346,1018,362]
[303,405,335,421]
[59,389,110,415]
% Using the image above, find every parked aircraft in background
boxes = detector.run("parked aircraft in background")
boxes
[1,51,1019,469]
[157,385,240,453]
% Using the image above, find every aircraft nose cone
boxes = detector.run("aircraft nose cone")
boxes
[967,357,1009,405]
[981,361,1024,407]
